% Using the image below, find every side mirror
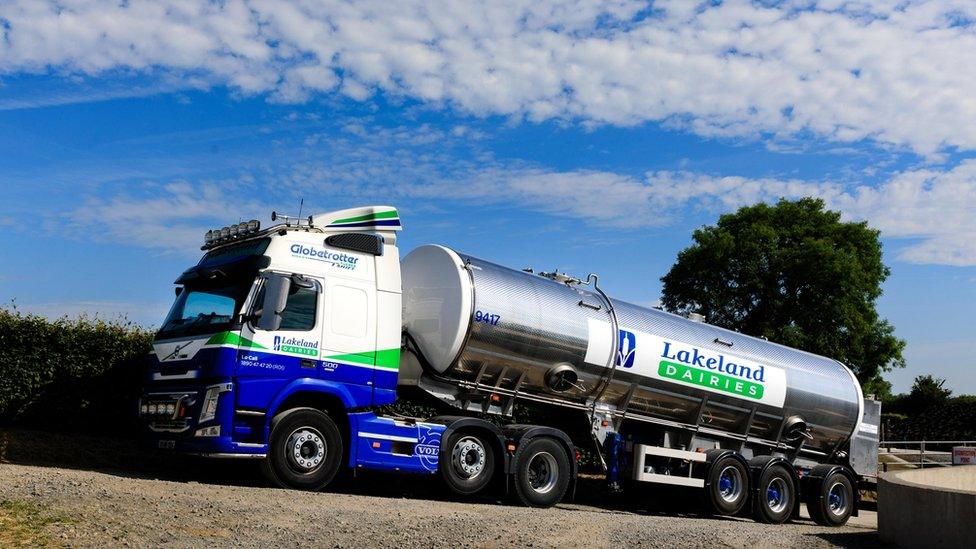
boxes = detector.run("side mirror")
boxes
[258,275,291,331]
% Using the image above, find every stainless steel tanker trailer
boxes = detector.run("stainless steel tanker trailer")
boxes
[142,206,878,527]
[400,244,880,525]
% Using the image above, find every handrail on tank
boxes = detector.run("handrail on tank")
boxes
[580,273,622,426]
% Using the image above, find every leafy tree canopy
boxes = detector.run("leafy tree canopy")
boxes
[907,374,952,411]
[661,198,905,385]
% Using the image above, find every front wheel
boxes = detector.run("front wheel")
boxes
[512,437,571,508]
[262,408,344,491]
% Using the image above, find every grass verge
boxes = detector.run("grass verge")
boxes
[0,499,72,548]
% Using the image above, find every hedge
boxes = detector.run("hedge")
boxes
[0,306,153,433]
[883,401,976,442]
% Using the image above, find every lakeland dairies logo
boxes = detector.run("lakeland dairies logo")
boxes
[290,244,358,270]
[617,330,636,368]
[659,341,766,399]
[273,335,319,357]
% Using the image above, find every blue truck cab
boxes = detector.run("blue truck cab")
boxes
[141,206,450,488]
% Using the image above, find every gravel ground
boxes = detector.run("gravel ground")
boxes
[0,430,881,548]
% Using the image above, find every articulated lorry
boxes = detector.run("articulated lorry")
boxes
[141,205,879,525]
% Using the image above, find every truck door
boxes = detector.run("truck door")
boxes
[319,278,377,390]
[235,273,324,410]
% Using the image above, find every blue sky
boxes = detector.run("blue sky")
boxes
[1,1,975,394]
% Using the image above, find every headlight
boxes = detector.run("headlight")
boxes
[198,383,231,423]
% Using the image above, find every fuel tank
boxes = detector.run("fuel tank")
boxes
[401,245,865,455]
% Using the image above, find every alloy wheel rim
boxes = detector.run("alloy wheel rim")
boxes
[718,465,743,503]
[286,427,326,473]
[766,478,790,513]
[827,481,849,516]
[452,436,487,479]
[527,451,559,494]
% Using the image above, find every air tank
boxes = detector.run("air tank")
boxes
[401,245,865,456]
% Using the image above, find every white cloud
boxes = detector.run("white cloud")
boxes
[66,181,270,251]
[2,1,976,155]
[57,120,976,266]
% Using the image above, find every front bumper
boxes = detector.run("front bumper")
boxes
[140,381,267,458]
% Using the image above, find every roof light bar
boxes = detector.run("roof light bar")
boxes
[202,219,261,248]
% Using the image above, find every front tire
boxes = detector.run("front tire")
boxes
[441,431,496,496]
[262,408,343,491]
[753,464,795,524]
[807,472,854,526]
[512,437,571,508]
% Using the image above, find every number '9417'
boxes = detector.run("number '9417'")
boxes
[474,310,501,326]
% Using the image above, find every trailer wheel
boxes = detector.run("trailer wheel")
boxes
[512,437,570,508]
[807,472,854,526]
[706,456,749,515]
[262,408,343,491]
[753,464,795,524]
[441,431,495,496]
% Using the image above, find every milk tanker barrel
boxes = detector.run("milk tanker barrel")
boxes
[402,245,865,456]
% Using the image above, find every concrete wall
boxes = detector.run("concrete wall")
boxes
[879,466,976,548]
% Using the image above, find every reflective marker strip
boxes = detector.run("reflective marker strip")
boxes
[358,432,418,443]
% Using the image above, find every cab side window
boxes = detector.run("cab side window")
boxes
[279,286,318,331]
[251,278,319,332]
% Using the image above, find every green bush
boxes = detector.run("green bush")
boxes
[0,306,153,433]
[883,399,976,442]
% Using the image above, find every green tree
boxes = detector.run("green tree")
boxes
[905,374,952,413]
[660,198,905,385]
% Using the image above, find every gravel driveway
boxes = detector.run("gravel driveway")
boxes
[0,430,879,547]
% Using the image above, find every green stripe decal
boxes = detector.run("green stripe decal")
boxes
[324,348,400,370]
[206,331,267,349]
[325,352,374,366]
[374,348,401,370]
[331,210,399,224]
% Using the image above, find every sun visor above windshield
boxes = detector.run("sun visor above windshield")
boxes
[175,255,271,285]
[198,238,271,268]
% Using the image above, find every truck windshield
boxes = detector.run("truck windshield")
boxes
[157,281,252,339]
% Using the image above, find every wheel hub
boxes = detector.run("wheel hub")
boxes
[717,465,742,503]
[453,437,486,478]
[766,478,789,513]
[287,428,326,471]
[527,452,558,494]
[827,482,848,516]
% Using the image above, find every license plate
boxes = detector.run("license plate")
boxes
[158,440,175,450]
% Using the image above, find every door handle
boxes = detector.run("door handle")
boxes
[300,359,316,369]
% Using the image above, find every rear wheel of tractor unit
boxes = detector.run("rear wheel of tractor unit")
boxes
[512,437,571,508]
[262,408,344,491]
[705,455,749,516]
[441,431,496,496]
[807,472,854,526]
[753,464,796,524]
